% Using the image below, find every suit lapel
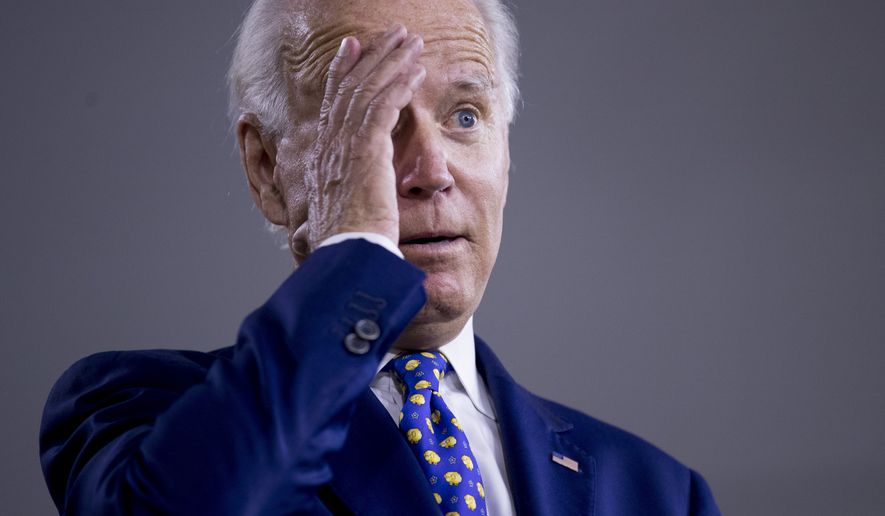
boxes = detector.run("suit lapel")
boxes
[476,338,596,516]
[327,390,440,515]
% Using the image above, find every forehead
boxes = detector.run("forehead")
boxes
[284,0,495,96]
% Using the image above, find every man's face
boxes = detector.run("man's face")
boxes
[280,0,510,346]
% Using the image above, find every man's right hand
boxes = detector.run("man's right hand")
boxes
[293,24,426,252]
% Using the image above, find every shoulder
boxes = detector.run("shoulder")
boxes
[46,347,232,401]
[39,347,234,505]
[41,347,234,454]
[42,347,234,431]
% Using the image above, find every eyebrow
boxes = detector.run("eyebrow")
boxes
[448,74,495,94]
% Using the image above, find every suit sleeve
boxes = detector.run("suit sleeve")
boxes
[40,239,426,515]
[688,469,721,516]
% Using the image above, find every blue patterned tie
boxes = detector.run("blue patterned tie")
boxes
[390,351,487,515]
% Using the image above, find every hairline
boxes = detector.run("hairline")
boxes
[227,0,520,140]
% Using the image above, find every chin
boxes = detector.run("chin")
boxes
[424,270,476,317]
[396,272,476,348]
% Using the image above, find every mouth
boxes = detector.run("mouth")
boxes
[399,233,466,254]
[400,234,459,245]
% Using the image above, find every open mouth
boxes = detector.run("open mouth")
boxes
[401,235,458,245]
[399,234,466,252]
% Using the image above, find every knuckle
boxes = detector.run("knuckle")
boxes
[348,140,373,162]
[352,75,386,100]
[362,109,396,136]
[390,81,411,98]
[353,119,374,141]
[342,110,363,134]
[366,94,392,114]
[363,40,383,57]
[378,86,411,110]
[337,77,358,96]
[353,116,386,141]
[325,64,341,83]
[323,66,344,90]
[389,45,413,63]
[319,98,333,116]
[351,83,370,100]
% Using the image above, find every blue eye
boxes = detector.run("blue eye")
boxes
[455,110,477,129]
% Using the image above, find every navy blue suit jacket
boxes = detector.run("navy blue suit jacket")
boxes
[40,239,720,515]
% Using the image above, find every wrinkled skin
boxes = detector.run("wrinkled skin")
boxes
[237,0,510,349]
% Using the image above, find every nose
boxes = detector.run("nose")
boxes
[394,114,454,199]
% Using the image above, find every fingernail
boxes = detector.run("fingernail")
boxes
[386,23,404,37]
[337,37,350,57]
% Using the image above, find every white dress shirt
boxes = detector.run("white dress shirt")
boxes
[318,233,516,516]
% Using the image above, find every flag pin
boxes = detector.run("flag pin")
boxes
[551,452,580,472]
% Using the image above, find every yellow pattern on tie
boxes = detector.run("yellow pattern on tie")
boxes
[390,351,487,515]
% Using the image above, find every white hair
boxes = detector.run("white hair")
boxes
[227,0,520,138]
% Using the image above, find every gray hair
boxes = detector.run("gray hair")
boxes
[227,0,520,138]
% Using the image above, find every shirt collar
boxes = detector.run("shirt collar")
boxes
[377,317,496,420]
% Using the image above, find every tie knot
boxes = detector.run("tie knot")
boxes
[390,351,449,393]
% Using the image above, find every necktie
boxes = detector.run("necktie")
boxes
[390,351,488,515]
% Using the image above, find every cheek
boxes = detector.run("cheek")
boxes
[475,148,508,262]
[459,144,508,217]
[446,135,507,232]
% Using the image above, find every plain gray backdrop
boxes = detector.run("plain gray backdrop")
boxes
[2,1,884,514]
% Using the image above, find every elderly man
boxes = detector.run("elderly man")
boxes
[40,0,720,514]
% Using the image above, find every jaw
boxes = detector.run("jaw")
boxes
[394,265,483,350]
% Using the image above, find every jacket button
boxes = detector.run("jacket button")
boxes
[344,333,371,355]
[354,319,381,341]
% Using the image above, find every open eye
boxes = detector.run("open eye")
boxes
[453,109,478,129]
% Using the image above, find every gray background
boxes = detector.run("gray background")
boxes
[2,1,883,514]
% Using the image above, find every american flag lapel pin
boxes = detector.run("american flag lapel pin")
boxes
[551,452,580,472]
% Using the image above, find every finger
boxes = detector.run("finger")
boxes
[343,34,423,135]
[318,36,361,132]
[326,24,409,130]
[354,64,427,148]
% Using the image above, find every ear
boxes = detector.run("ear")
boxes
[236,114,288,226]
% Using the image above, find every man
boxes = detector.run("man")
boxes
[40,0,720,514]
